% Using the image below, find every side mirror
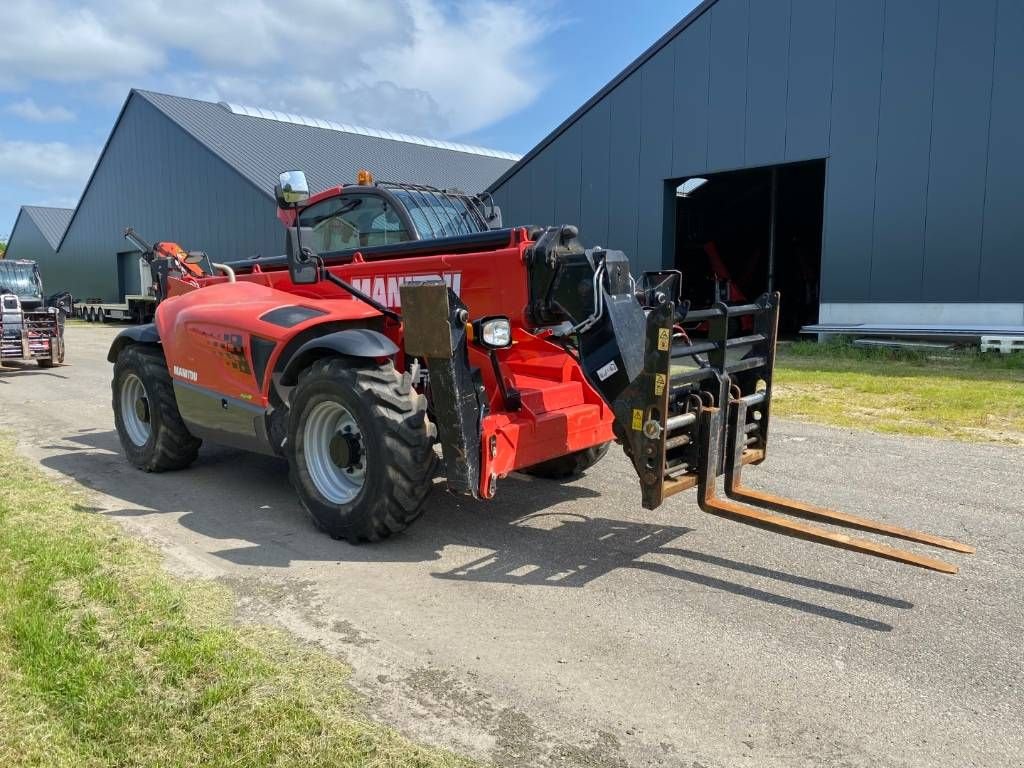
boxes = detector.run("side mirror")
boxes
[276,170,310,208]
[286,226,319,285]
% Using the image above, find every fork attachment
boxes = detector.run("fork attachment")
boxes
[525,225,973,573]
[610,292,974,574]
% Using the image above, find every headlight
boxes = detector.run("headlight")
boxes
[472,316,512,348]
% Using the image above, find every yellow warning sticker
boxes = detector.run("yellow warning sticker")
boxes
[657,328,671,351]
[654,373,666,397]
[631,408,644,431]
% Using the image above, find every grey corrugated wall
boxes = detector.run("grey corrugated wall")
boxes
[49,94,281,302]
[490,0,1023,305]
[5,212,57,266]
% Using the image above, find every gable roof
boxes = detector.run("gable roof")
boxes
[58,88,520,250]
[18,206,74,249]
[136,89,518,198]
[488,0,719,192]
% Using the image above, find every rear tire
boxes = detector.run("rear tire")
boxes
[522,442,611,480]
[112,345,201,471]
[287,357,435,543]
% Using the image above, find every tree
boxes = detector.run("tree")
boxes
[0,238,7,258]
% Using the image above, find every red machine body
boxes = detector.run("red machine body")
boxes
[154,226,613,498]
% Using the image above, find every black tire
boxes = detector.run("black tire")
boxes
[38,336,64,368]
[287,357,436,543]
[112,345,201,471]
[522,441,612,480]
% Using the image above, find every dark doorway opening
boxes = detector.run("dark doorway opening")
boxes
[116,250,143,301]
[672,160,825,336]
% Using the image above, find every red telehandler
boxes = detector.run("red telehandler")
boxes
[108,170,973,573]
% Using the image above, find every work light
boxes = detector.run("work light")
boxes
[472,316,512,348]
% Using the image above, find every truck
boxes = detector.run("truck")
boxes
[0,259,66,368]
[106,170,973,575]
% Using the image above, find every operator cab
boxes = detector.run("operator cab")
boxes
[284,169,502,259]
[225,170,508,275]
[0,260,44,311]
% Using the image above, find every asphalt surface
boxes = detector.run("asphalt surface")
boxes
[1,324,1021,767]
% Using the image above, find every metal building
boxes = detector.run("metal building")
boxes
[489,0,1024,334]
[5,206,73,263]
[41,89,518,302]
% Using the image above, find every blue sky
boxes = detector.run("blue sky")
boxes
[0,1,698,239]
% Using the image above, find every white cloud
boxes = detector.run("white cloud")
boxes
[0,1,163,86]
[0,137,96,234]
[371,1,551,135]
[0,138,97,192]
[5,98,75,123]
[0,0,555,138]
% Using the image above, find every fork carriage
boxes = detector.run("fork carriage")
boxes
[0,294,65,368]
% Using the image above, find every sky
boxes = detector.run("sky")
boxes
[0,0,699,239]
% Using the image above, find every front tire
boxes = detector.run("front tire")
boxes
[38,336,65,368]
[522,442,611,480]
[112,345,201,471]
[287,357,435,543]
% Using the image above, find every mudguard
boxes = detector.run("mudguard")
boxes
[279,328,399,385]
[107,323,160,362]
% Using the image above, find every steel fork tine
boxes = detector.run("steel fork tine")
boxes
[695,407,965,574]
[723,398,974,556]
[698,492,960,574]
[722,483,975,554]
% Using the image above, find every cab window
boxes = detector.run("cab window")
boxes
[0,262,41,299]
[298,193,410,253]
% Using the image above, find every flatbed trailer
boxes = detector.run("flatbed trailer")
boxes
[76,295,156,324]
[76,249,158,323]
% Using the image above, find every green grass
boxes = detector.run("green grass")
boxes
[0,438,474,768]
[773,339,1024,444]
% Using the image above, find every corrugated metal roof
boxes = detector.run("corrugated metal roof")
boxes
[220,102,521,161]
[21,206,74,249]
[135,90,518,198]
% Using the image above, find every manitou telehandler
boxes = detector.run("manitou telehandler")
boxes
[108,170,974,573]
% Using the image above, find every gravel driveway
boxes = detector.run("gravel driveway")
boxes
[2,324,1021,767]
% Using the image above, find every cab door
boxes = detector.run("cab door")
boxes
[298,191,412,256]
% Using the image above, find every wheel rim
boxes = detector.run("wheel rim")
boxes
[303,400,366,504]
[120,373,151,446]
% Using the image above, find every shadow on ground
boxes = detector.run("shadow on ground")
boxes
[40,428,910,631]
[0,361,70,381]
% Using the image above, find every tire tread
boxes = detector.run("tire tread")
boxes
[112,345,200,472]
[289,357,435,543]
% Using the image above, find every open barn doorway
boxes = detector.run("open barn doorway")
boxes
[672,160,825,336]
